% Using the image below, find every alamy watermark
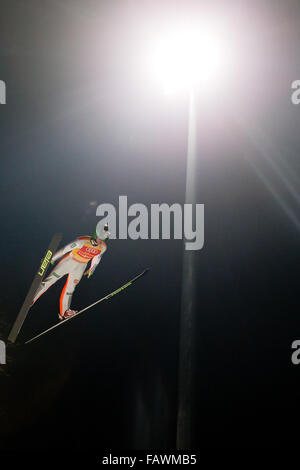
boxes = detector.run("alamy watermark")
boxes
[96,196,204,251]
[291,340,300,365]
[0,80,6,104]
[291,80,300,105]
[0,340,6,365]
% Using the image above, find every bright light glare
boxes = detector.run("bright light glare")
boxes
[150,26,227,94]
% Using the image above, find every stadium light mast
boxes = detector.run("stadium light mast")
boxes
[150,25,226,448]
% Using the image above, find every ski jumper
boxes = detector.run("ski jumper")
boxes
[33,236,107,318]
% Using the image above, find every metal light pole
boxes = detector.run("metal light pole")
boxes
[176,88,197,449]
[149,26,227,448]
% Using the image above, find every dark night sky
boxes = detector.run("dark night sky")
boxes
[0,0,299,452]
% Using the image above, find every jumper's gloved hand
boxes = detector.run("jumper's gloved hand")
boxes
[84,269,94,278]
[50,259,55,265]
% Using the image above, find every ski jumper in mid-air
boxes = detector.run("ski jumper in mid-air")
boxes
[33,223,110,320]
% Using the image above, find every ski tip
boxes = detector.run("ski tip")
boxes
[25,336,36,345]
[143,268,150,275]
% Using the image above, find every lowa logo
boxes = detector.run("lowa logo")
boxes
[38,250,52,276]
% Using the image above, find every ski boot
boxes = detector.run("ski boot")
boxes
[58,309,78,321]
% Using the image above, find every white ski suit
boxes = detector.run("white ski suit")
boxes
[33,236,107,318]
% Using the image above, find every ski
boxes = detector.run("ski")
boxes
[25,268,149,345]
[8,233,63,343]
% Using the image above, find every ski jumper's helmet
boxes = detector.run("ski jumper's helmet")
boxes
[94,222,110,241]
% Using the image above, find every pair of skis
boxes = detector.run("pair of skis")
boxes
[8,233,149,345]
